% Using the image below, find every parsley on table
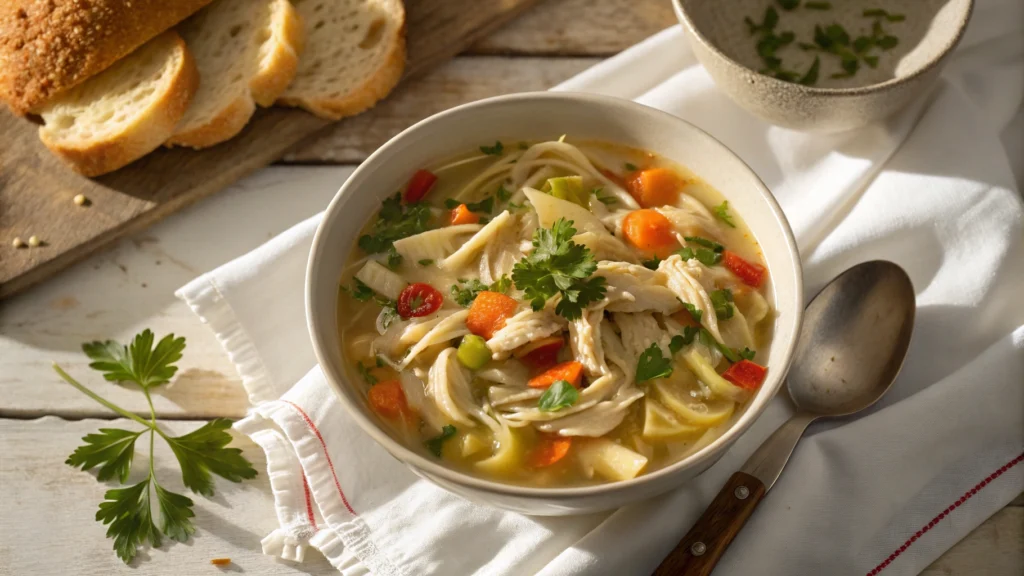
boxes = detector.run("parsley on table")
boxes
[636,343,673,383]
[713,201,737,228]
[710,289,735,320]
[425,425,457,457]
[538,380,579,412]
[56,330,256,564]
[511,218,607,321]
[480,141,504,155]
[358,193,431,254]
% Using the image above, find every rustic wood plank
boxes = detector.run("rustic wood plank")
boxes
[0,165,354,420]
[0,417,337,575]
[0,418,1019,575]
[283,57,597,163]
[471,0,675,56]
[0,0,540,301]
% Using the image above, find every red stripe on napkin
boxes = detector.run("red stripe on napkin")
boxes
[302,474,319,531]
[867,452,1024,575]
[284,400,358,516]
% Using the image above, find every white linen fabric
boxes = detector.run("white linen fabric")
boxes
[177,1,1024,573]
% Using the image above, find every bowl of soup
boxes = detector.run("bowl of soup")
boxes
[306,92,803,514]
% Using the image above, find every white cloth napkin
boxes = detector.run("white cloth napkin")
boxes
[177,1,1024,573]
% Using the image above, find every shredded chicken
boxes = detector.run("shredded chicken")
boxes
[398,310,470,369]
[569,308,608,378]
[443,210,514,272]
[612,311,672,358]
[486,308,565,359]
[596,261,681,314]
[425,348,489,427]
[658,254,725,343]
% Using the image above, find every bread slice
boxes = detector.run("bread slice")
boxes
[168,0,304,149]
[37,31,198,177]
[277,0,405,120]
[0,0,213,115]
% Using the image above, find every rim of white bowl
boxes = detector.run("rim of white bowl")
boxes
[672,0,974,96]
[306,91,804,499]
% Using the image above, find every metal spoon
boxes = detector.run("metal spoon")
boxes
[654,260,915,576]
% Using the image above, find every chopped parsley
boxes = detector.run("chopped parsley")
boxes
[681,302,703,324]
[593,187,618,206]
[511,218,607,321]
[418,259,434,267]
[863,8,905,22]
[738,347,757,361]
[636,343,673,383]
[496,185,512,202]
[358,193,431,254]
[745,7,779,35]
[684,236,724,252]
[538,380,579,412]
[713,200,737,228]
[490,275,512,294]
[379,301,400,331]
[624,162,639,172]
[450,279,490,307]
[676,246,722,267]
[425,425,457,457]
[480,141,504,156]
[710,289,735,320]
[642,256,662,271]
[669,326,700,354]
[699,327,742,363]
[386,246,403,269]
[356,362,377,386]
[342,278,375,302]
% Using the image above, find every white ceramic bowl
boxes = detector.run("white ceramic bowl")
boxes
[306,92,803,515]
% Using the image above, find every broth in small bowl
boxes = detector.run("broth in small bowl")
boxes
[306,92,803,514]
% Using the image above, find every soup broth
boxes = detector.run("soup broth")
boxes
[337,138,773,487]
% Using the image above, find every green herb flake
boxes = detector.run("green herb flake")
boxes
[642,256,662,271]
[681,302,703,324]
[863,9,905,22]
[418,259,434,267]
[636,343,673,383]
[425,425,457,457]
[776,0,800,11]
[798,56,821,85]
[480,141,504,156]
[343,278,375,302]
[538,380,580,412]
[624,162,639,172]
[357,362,378,386]
[496,185,512,202]
[713,201,737,228]
[450,279,490,307]
[684,236,724,252]
[739,348,757,361]
[386,246,403,270]
[358,193,432,254]
[710,289,735,320]
[669,326,700,354]
[877,35,898,50]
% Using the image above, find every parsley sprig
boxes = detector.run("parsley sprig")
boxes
[511,218,607,320]
[358,193,431,254]
[55,330,256,564]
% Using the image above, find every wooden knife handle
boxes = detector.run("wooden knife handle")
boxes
[652,471,767,576]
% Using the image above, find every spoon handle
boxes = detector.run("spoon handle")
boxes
[652,471,766,576]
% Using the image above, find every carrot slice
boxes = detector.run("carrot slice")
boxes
[723,250,767,288]
[529,435,572,468]
[450,204,480,225]
[528,360,584,389]
[515,336,564,374]
[368,380,410,419]
[721,360,768,390]
[622,209,678,258]
[466,291,518,340]
[626,168,681,208]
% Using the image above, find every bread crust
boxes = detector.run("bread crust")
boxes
[277,1,407,121]
[38,32,200,177]
[0,0,213,115]
[164,93,254,150]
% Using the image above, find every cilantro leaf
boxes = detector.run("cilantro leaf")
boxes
[480,141,504,155]
[165,418,257,497]
[681,302,703,324]
[713,201,737,228]
[511,218,606,320]
[538,380,579,412]
[425,425,457,457]
[711,289,735,320]
[358,193,431,254]
[96,479,166,563]
[636,343,673,383]
[66,428,143,483]
[83,330,185,389]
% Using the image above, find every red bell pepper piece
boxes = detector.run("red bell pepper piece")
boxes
[722,360,768,390]
[403,169,438,203]
[723,250,767,288]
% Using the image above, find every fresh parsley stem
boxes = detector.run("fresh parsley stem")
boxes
[52,363,155,429]
[142,387,172,441]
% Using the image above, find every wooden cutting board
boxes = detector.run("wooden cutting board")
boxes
[0,0,538,300]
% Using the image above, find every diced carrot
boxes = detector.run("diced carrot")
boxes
[722,360,768,390]
[529,435,572,468]
[466,291,518,340]
[622,209,678,258]
[515,336,564,374]
[671,310,700,327]
[450,204,480,225]
[528,360,584,389]
[368,380,410,419]
[723,250,767,288]
[403,169,437,203]
[626,168,682,208]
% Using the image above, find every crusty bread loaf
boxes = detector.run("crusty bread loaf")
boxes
[277,0,405,120]
[168,0,304,149]
[37,31,198,177]
[0,0,213,115]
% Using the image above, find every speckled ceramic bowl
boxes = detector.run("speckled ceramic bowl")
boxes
[673,0,973,132]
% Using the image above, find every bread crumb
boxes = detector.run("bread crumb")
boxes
[210,558,231,566]
[28,235,41,247]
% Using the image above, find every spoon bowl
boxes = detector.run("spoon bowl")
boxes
[788,261,916,417]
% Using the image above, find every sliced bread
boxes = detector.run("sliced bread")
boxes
[37,31,198,177]
[277,0,405,120]
[168,0,304,149]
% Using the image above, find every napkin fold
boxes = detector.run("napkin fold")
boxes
[178,2,1024,574]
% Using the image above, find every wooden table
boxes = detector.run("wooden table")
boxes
[1,1,1020,573]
